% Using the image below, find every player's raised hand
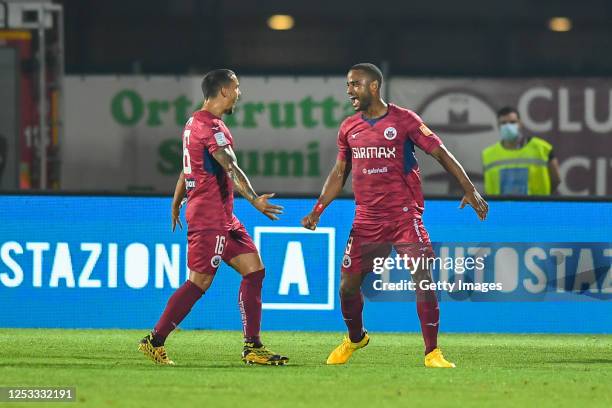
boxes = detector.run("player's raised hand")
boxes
[460,189,489,221]
[301,212,320,230]
[253,193,284,221]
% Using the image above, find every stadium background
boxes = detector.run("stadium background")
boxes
[0,0,611,334]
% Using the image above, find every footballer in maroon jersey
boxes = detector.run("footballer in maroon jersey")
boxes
[302,63,488,368]
[139,69,288,366]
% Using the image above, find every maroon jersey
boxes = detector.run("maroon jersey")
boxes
[337,103,442,223]
[182,110,236,231]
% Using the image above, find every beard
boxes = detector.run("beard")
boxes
[356,93,372,112]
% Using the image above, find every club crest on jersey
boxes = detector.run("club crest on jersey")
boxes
[384,127,397,140]
[214,132,229,146]
[342,254,352,268]
[210,255,222,268]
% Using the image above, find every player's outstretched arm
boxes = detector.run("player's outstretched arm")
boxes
[301,159,351,230]
[429,145,489,221]
[171,171,186,231]
[212,146,283,220]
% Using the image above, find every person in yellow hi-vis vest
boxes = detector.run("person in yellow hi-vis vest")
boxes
[482,107,560,195]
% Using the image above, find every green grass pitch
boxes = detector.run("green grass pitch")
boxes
[0,329,610,407]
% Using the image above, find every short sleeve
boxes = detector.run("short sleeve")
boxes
[405,111,443,154]
[336,126,350,161]
[203,121,231,155]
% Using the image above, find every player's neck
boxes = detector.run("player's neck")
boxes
[362,99,388,120]
[201,101,225,118]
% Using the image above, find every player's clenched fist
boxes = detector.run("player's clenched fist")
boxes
[301,212,320,230]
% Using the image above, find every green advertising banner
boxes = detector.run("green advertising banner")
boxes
[63,76,612,195]
[63,76,352,194]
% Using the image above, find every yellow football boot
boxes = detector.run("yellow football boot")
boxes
[326,332,370,365]
[242,343,289,366]
[138,334,175,366]
[424,347,455,368]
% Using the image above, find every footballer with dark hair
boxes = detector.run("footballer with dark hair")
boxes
[302,63,488,368]
[139,69,289,366]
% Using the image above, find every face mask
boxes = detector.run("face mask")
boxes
[500,123,520,141]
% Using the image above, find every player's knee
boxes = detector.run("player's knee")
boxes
[243,268,265,281]
[189,271,214,291]
[339,281,360,298]
[230,253,264,276]
[412,267,432,282]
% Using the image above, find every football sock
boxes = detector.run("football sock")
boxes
[239,269,265,347]
[152,280,205,346]
[416,286,439,355]
[341,291,365,343]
